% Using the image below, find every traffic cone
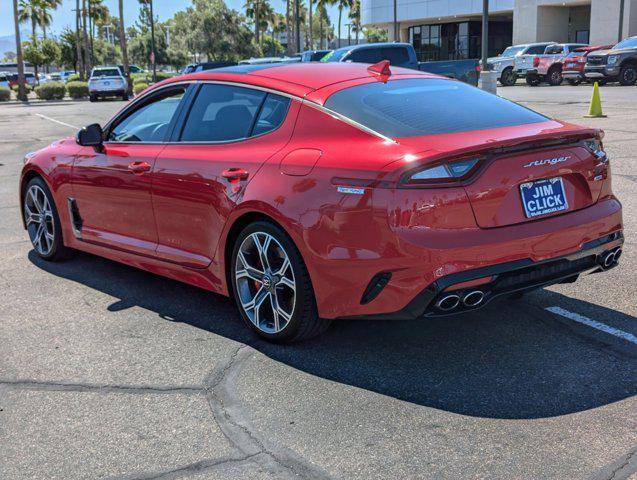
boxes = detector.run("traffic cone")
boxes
[584,82,607,118]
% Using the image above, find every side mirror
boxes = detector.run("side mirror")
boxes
[76,123,103,148]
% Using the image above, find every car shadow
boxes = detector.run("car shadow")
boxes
[28,250,637,420]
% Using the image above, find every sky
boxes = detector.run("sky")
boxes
[1,0,350,41]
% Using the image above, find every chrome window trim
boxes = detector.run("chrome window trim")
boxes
[103,78,396,145]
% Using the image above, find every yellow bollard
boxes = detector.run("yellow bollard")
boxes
[584,81,607,118]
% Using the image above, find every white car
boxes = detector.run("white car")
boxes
[88,67,129,102]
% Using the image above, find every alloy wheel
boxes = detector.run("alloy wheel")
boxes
[234,232,296,334]
[24,184,55,256]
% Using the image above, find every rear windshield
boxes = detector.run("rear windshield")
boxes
[92,68,121,77]
[323,78,547,138]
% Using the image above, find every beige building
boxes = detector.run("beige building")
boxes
[361,0,637,61]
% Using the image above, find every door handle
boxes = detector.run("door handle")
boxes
[222,168,249,182]
[128,161,151,174]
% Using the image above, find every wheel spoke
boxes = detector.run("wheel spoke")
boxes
[242,286,269,326]
[275,256,291,277]
[237,250,264,280]
[253,233,272,271]
[277,276,295,292]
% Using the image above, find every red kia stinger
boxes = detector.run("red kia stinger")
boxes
[20,61,623,342]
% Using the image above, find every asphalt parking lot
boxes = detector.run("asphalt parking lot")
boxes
[0,84,636,480]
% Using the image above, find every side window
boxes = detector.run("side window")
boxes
[348,49,381,64]
[252,94,291,136]
[380,47,410,66]
[527,45,548,55]
[108,87,186,142]
[180,84,265,142]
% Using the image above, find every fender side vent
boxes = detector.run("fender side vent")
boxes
[67,198,82,239]
[360,272,392,305]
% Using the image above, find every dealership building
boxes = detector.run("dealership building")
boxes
[361,0,637,61]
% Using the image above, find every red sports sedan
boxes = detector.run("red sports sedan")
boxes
[20,61,623,342]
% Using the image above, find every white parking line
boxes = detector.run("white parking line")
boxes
[34,113,79,130]
[546,306,637,345]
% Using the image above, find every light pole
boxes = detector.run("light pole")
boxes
[393,0,398,41]
[618,0,625,42]
[345,23,351,45]
[478,0,497,93]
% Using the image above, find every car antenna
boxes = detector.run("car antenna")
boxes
[367,60,391,77]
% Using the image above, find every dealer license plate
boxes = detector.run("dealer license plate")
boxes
[520,177,568,218]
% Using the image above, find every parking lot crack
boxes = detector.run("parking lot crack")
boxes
[0,379,205,396]
[204,344,335,480]
[110,453,261,480]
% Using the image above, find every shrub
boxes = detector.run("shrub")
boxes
[66,81,89,99]
[11,84,33,93]
[133,76,148,85]
[133,82,149,95]
[155,71,173,81]
[0,87,10,101]
[34,82,66,100]
[66,73,81,83]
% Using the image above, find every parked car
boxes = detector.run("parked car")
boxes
[20,62,623,343]
[181,61,238,74]
[515,43,587,86]
[300,50,332,62]
[561,45,614,85]
[118,64,145,75]
[0,72,9,88]
[88,67,128,101]
[323,42,479,85]
[584,36,637,86]
[48,70,77,83]
[8,72,36,88]
[239,56,301,65]
[486,43,554,86]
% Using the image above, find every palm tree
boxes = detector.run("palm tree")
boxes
[245,0,272,46]
[316,0,335,49]
[336,0,352,48]
[18,0,43,45]
[307,0,313,49]
[13,0,28,101]
[349,0,360,45]
[75,0,84,78]
[118,0,130,92]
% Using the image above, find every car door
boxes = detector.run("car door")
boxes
[71,84,191,256]
[152,83,297,268]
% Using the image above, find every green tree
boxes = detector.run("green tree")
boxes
[316,0,336,49]
[349,0,360,44]
[58,28,78,69]
[171,0,260,62]
[363,25,387,43]
[3,51,17,62]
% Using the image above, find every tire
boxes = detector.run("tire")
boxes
[89,94,97,102]
[230,221,331,343]
[23,176,74,261]
[618,64,637,86]
[547,66,563,86]
[122,93,129,101]
[525,75,541,86]
[499,67,517,86]
[567,78,582,86]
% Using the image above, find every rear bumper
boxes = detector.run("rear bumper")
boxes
[319,197,622,320]
[584,66,619,78]
[89,89,126,96]
[340,231,623,321]
[515,68,538,77]
[562,71,584,79]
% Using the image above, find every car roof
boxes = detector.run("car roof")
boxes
[157,62,440,103]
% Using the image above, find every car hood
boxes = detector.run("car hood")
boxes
[588,48,636,56]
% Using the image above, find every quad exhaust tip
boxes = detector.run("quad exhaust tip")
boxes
[463,290,485,307]
[600,247,622,269]
[436,294,460,311]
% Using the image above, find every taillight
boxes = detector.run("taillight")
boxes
[533,56,540,68]
[401,157,483,186]
[475,64,482,73]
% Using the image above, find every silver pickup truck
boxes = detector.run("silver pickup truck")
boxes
[487,43,554,86]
